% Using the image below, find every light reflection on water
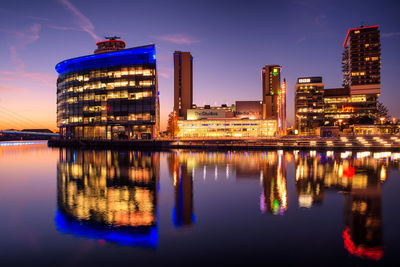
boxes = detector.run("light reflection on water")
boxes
[1,142,400,265]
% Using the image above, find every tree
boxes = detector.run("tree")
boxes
[377,100,391,121]
[167,111,179,138]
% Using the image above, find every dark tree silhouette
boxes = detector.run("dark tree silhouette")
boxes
[377,100,390,120]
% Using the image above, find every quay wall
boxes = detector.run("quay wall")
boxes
[48,136,400,151]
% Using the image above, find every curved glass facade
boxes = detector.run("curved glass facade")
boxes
[56,44,159,139]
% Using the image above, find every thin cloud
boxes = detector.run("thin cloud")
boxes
[0,23,41,49]
[315,14,327,25]
[0,84,28,94]
[24,15,50,22]
[0,69,55,88]
[58,0,101,41]
[154,34,200,45]
[159,72,171,79]
[297,36,306,43]
[9,46,26,72]
[48,25,80,31]
[382,32,400,38]
[0,8,50,21]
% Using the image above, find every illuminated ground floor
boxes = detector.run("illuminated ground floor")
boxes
[177,119,277,138]
[60,124,156,139]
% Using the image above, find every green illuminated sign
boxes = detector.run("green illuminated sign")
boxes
[273,68,279,76]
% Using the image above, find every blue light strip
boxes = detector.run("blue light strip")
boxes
[55,45,156,75]
[0,141,47,146]
[0,131,58,136]
[54,210,158,248]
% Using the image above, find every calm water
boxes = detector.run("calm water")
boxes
[1,141,400,266]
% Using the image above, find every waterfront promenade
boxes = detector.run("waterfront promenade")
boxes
[48,135,400,151]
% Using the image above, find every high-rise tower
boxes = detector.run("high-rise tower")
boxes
[342,25,380,95]
[278,78,287,135]
[262,65,280,120]
[174,51,193,119]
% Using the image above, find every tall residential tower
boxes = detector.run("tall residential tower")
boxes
[342,25,381,95]
[174,51,193,119]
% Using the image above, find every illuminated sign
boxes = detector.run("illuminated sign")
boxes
[235,101,262,119]
[297,77,322,84]
[273,68,279,76]
[187,109,226,120]
[341,106,354,113]
[298,78,311,84]
[350,96,366,102]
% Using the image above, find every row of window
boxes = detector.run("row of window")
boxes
[59,80,154,93]
[59,91,153,104]
[63,113,154,124]
[58,68,155,85]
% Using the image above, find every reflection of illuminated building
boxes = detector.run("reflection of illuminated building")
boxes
[260,152,287,215]
[168,150,290,216]
[343,172,383,260]
[56,149,159,247]
[167,152,194,227]
[294,150,385,260]
[295,152,326,208]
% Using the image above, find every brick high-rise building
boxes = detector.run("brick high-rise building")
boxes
[342,25,381,95]
[174,51,193,119]
[262,65,280,120]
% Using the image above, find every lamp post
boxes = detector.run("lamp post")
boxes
[338,119,343,132]
[380,117,385,125]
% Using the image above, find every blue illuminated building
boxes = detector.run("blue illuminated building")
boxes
[55,39,159,139]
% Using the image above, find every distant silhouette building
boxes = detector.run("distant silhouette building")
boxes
[174,51,193,119]
[55,38,159,139]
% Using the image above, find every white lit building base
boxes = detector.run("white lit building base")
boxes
[177,119,277,138]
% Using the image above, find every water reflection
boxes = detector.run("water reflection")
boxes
[167,152,195,227]
[54,147,400,261]
[260,151,287,215]
[294,150,391,260]
[56,148,159,247]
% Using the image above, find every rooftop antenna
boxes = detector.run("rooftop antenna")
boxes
[105,36,120,40]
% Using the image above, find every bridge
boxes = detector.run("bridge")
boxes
[0,130,59,141]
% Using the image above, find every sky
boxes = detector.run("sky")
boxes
[0,0,399,131]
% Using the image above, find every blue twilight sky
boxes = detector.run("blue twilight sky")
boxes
[0,0,399,130]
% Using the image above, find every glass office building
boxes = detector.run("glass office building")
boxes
[56,40,159,139]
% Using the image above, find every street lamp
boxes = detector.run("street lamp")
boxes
[380,117,385,125]
[338,119,343,132]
